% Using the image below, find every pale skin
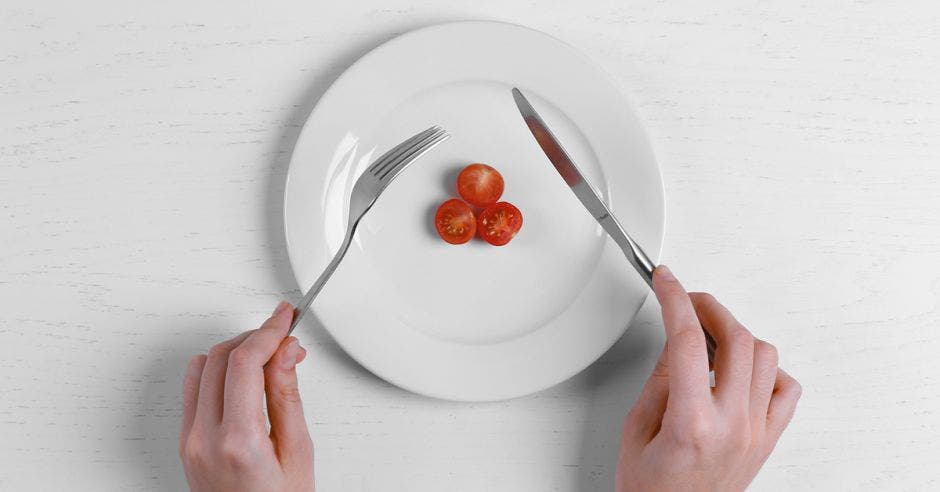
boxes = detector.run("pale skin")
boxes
[616,266,802,491]
[180,266,800,491]
[180,301,314,492]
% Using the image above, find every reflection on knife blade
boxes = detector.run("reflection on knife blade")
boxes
[511,87,717,361]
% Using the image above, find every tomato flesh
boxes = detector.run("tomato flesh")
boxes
[477,202,523,246]
[434,199,476,244]
[457,163,504,207]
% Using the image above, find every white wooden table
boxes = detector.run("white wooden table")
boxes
[3,2,939,490]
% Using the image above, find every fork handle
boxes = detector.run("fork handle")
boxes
[287,231,355,336]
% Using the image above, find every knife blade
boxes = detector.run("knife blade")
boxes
[512,87,716,359]
[512,87,656,285]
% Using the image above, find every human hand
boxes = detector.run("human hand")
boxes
[616,266,801,492]
[179,302,314,492]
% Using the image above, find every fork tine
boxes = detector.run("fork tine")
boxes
[367,126,441,174]
[367,126,439,173]
[374,128,447,179]
[371,127,445,177]
[377,130,449,181]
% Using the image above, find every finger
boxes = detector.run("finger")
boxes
[624,346,670,443]
[194,329,254,427]
[180,354,207,449]
[222,301,294,427]
[766,368,802,441]
[749,339,779,427]
[265,336,313,463]
[652,266,711,407]
[689,293,754,406]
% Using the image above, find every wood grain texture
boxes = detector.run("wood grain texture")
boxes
[2,1,939,490]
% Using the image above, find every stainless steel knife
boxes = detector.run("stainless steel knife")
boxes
[512,87,717,359]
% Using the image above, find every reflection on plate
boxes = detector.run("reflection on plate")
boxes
[284,21,663,401]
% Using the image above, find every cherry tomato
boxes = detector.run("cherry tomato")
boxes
[477,202,523,246]
[434,199,476,244]
[457,163,504,207]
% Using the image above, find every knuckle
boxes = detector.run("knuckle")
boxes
[768,375,803,424]
[754,340,779,367]
[671,329,704,353]
[219,434,253,467]
[227,346,254,368]
[785,377,803,400]
[649,352,670,380]
[726,426,752,452]
[187,354,206,368]
[275,384,303,404]
[727,328,754,352]
[728,326,754,346]
[181,438,205,466]
[692,292,717,305]
[674,416,713,450]
[754,339,778,359]
[207,343,230,361]
[650,361,670,381]
[656,281,683,300]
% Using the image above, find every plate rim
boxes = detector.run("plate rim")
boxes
[283,20,666,401]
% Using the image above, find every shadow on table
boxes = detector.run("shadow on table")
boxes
[122,20,477,490]
[258,17,477,384]
[575,303,665,491]
[255,16,664,492]
[128,322,229,492]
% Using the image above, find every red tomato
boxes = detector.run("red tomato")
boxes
[457,163,504,207]
[477,202,523,246]
[434,199,476,244]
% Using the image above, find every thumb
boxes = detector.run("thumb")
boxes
[264,336,313,462]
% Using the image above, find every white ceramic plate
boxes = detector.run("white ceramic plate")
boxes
[284,21,663,401]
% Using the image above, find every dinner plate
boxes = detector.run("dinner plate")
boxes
[284,21,664,401]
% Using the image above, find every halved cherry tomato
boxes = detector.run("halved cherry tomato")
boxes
[457,163,504,207]
[477,202,523,246]
[434,198,476,244]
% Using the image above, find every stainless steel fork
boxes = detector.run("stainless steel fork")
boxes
[288,126,450,335]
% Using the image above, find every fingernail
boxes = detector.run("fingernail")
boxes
[656,265,675,281]
[295,346,307,365]
[272,301,290,317]
[280,338,299,370]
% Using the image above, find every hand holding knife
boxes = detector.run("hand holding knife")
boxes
[511,88,717,361]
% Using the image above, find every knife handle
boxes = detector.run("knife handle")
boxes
[600,214,717,362]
